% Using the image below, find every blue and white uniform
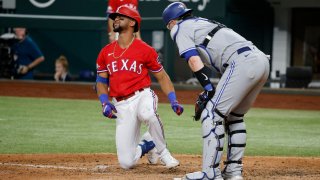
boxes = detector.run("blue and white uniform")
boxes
[171,17,270,179]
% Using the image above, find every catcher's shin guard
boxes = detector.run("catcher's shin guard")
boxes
[223,112,247,177]
[200,105,225,179]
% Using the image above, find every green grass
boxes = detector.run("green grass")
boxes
[0,96,319,157]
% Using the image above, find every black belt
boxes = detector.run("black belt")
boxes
[201,24,225,47]
[222,46,252,68]
[237,46,251,54]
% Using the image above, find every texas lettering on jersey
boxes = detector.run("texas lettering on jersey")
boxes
[96,39,163,97]
[106,59,143,75]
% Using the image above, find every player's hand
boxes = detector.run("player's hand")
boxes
[102,102,117,119]
[171,101,184,116]
[199,90,215,102]
[18,65,29,74]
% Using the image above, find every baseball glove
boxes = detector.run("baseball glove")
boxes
[194,90,215,121]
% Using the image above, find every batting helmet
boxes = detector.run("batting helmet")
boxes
[162,2,193,25]
[109,6,141,32]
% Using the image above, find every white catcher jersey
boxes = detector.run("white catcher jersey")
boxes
[170,17,252,73]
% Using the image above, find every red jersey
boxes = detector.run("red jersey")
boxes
[107,0,138,15]
[96,39,163,97]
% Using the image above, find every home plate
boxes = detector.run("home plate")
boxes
[92,164,108,172]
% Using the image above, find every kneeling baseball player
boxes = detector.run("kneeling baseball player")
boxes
[95,6,184,169]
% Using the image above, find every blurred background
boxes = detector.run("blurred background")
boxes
[0,0,320,88]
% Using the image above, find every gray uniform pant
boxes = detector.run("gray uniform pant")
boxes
[201,46,270,178]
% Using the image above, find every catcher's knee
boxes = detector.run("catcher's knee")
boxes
[225,112,247,153]
[202,118,225,139]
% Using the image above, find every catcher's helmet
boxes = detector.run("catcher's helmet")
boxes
[162,2,193,25]
[109,6,141,32]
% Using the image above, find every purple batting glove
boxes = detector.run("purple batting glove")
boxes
[171,101,184,116]
[102,102,117,119]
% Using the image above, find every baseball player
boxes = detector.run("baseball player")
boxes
[162,2,270,180]
[96,6,183,170]
[106,0,141,42]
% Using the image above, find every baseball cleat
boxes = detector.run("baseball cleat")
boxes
[139,140,155,158]
[222,175,243,180]
[147,147,159,164]
[160,149,179,168]
[183,171,223,180]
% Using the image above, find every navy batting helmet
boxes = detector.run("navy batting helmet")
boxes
[162,2,193,25]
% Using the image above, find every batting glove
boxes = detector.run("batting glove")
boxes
[168,91,184,116]
[102,102,117,119]
[171,101,184,116]
[99,94,117,119]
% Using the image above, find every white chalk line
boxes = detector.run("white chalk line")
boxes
[1,162,90,170]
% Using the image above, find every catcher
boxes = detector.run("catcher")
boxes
[163,2,270,180]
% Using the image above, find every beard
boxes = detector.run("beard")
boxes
[113,23,123,32]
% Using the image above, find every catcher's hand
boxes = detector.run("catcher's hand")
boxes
[194,90,215,121]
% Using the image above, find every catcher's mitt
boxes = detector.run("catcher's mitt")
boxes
[194,90,215,121]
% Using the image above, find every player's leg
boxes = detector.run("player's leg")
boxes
[186,51,269,179]
[186,99,225,180]
[136,131,159,164]
[113,99,141,169]
[223,112,246,180]
[222,50,270,180]
[137,88,179,168]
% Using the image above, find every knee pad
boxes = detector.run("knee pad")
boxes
[223,112,247,174]
[201,108,226,177]
[226,112,247,148]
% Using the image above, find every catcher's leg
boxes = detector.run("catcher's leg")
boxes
[222,112,246,179]
[185,101,225,180]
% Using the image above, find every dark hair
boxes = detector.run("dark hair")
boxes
[179,12,193,21]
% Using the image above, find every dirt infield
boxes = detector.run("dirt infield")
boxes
[1,154,320,180]
[1,80,320,179]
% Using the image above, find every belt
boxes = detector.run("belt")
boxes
[222,46,252,68]
[202,24,225,47]
[237,46,251,54]
[115,88,145,102]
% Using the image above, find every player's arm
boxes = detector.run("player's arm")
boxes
[188,55,214,92]
[96,72,117,119]
[152,69,174,96]
[20,56,44,74]
[96,72,109,97]
[152,69,183,115]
